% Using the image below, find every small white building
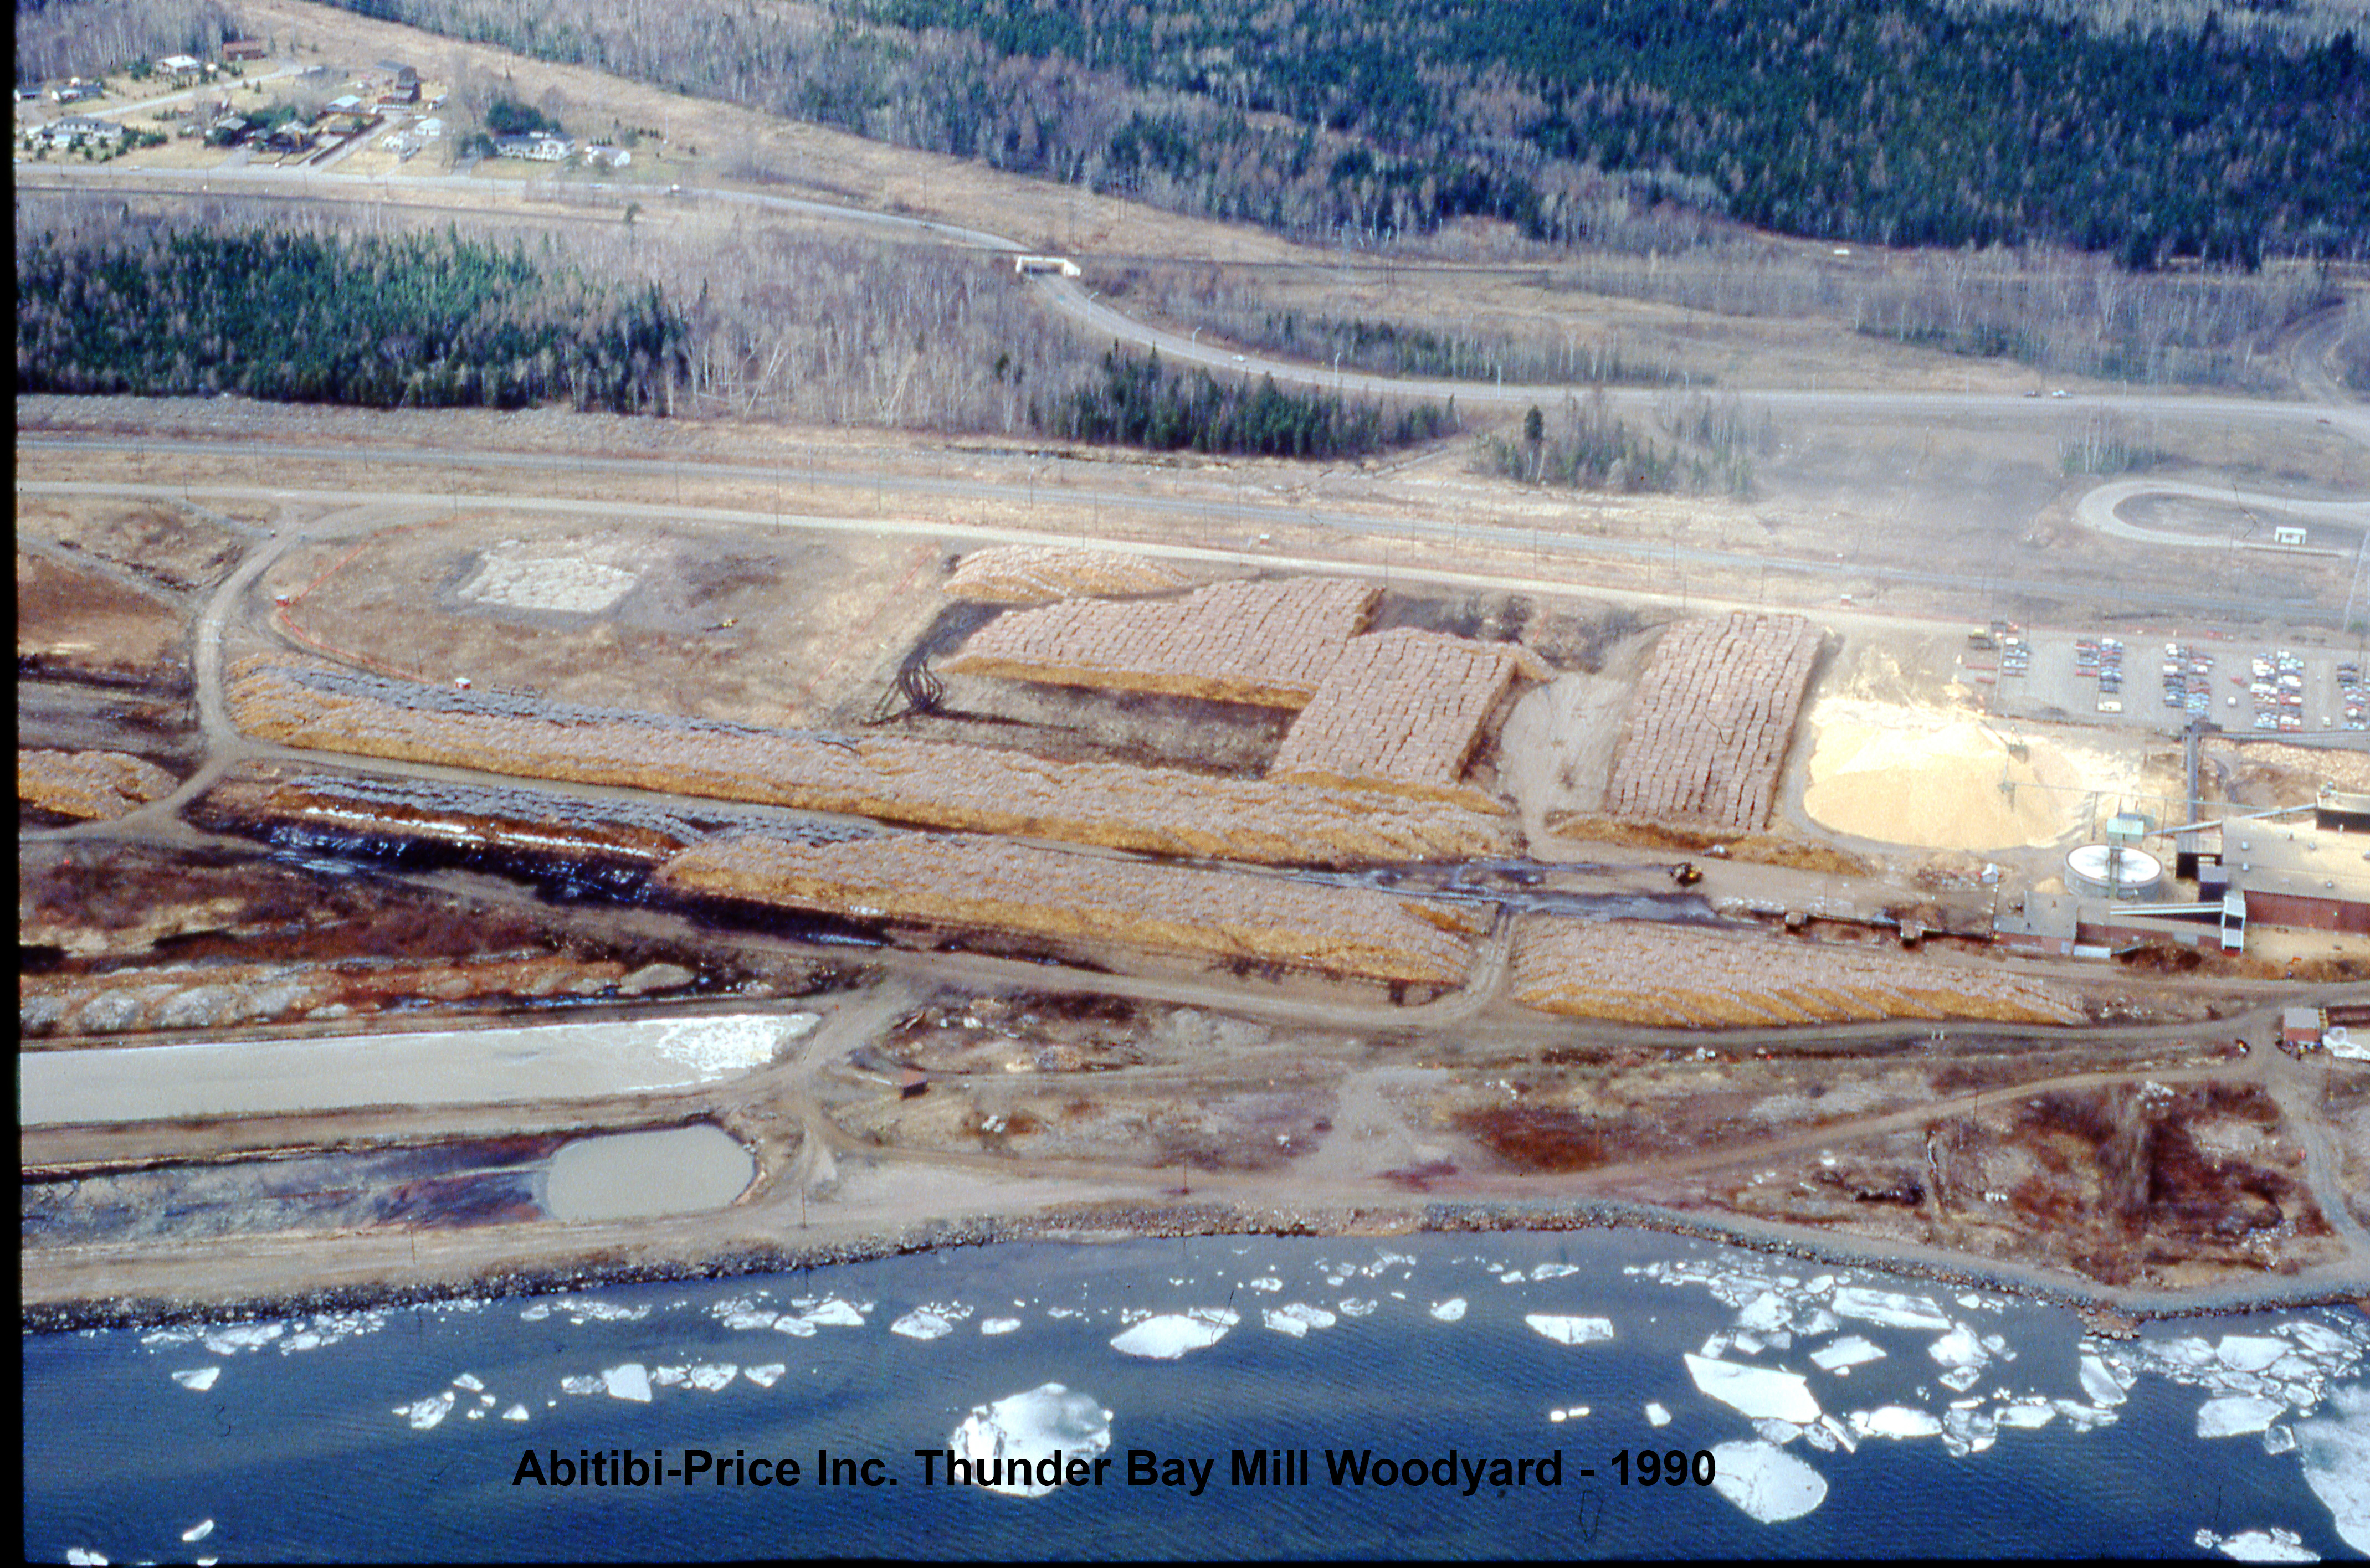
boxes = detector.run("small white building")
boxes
[34,114,125,148]
[158,55,203,78]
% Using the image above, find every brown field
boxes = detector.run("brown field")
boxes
[15,550,189,684]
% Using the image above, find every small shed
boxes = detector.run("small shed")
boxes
[2281,1006,2323,1051]
[897,1066,929,1099]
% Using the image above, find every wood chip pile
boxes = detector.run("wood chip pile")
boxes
[227,659,1515,865]
[1271,629,1551,804]
[18,748,176,820]
[1511,918,2086,1027]
[942,577,1378,706]
[943,546,1200,604]
[655,833,1487,984]
[1603,611,1822,832]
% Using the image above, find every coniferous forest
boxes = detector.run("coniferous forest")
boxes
[16,225,690,410]
[288,0,2369,266]
[1040,349,1455,457]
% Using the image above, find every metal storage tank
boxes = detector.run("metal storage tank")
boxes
[2065,842,2166,900]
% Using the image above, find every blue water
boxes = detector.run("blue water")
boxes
[22,1231,2368,1561]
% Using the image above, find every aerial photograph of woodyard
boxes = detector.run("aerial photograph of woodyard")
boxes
[16,0,2370,1557]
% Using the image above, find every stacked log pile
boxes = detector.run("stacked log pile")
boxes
[656,833,1486,984]
[1512,918,2085,1026]
[227,659,1515,865]
[943,546,1200,604]
[18,748,177,821]
[1603,612,1822,832]
[941,577,1378,706]
[1270,630,1550,806]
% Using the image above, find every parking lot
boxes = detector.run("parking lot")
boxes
[1969,625,2368,737]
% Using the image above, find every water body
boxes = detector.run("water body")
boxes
[23,1231,2368,1562]
[541,1126,756,1223]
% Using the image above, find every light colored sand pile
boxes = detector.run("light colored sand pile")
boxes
[225,659,1515,865]
[1511,917,2086,1027]
[17,748,176,820]
[457,536,647,614]
[1804,715,2088,850]
[943,577,1377,707]
[943,546,1201,604]
[1271,629,1550,806]
[656,833,1487,984]
[1603,612,1822,833]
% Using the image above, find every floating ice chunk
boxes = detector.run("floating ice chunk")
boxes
[1938,1366,1984,1394]
[743,1365,785,1389]
[947,1384,1114,1499]
[2196,1526,2320,1562]
[1819,1415,1858,1453]
[1110,1309,1237,1359]
[203,1323,284,1355]
[1265,1309,1312,1339]
[1998,1401,2057,1430]
[2294,1386,2370,1553]
[172,1367,222,1392]
[453,1372,485,1392]
[465,1407,486,1421]
[1753,1418,1804,1446]
[1791,1307,1841,1339]
[721,1307,778,1331]
[1832,1287,1951,1332]
[2079,1355,2128,1407]
[689,1364,737,1392]
[181,1521,214,1543]
[1645,1403,1673,1427]
[1498,1271,1528,1285]
[402,1392,456,1430]
[811,1299,867,1327]
[1267,1303,1337,1336]
[560,1375,604,1396]
[502,1404,530,1421]
[2219,1337,2291,1374]
[65,1550,106,1566]
[1810,1337,1885,1374]
[1532,1263,1579,1281]
[285,1332,322,1352]
[2286,1323,2352,1358]
[1850,1406,1942,1441]
[2264,1425,2297,1456]
[1685,1356,1822,1424]
[1736,1292,1792,1334]
[1527,1314,1615,1347]
[650,1367,689,1387]
[603,1364,653,1404]
[1707,1440,1828,1523]
[521,1303,552,1322]
[1927,1325,1991,1371]
[981,1319,1023,1336]
[1732,1333,1766,1356]
[772,1315,818,1337]
[1701,1331,1736,1359]
[1247,1276,1283,1293]
[480,1394,495,1406]
[2198,1396,2285,1438]
[892,1310,955,1341]
[1338,1299,1377,1318]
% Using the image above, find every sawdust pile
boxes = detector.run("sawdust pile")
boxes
[1270,629,1550,806]
[18,748,176,820]
[656,833,1486,984]
[943,546,1200,604]
[1511,918,2086,1027]
[943,577,1377,707]
[1804,715,2086,849]
[1603,612,1822,833]
[225,659,1514,865]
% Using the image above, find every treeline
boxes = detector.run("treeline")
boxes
[1038,349,1455,457]
[14,0,242,84]
[293,0,2368,265]
[16,223,687,410]
[1479,393,1761,497]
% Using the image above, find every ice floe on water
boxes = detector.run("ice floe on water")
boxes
[2197,1527,2320,1562]
[1338,1299,1378,1318]
[1830,1286,1952,1333]
[65,1549,106,1565]
[1247,1276,1283,1293]
[1809,1336,1884,1375]
[1526,1314,1614,1347]
[743,1365,785,1389]
[946,1384,1114,1498]
[1263,1304,1338,1339]
[892,1310,956,1341]
[1531,1262,1579,1281]
[181,1520,214,1543]
[2294,1384,2370,1554]
[981,1318,1023,1336]
[1708,1440,1828,1523]
[1110,1309,1238,1359]
[1849,1406,1942,1441]
[688,1364,737,1392]
[1429,1298,1467,1323]
[1645,1402,1672,1427]
[397,1391,455,1430]
[2199,1396,2287,1439]
[452,1372,484,1392]
[171,1366,220,1392]
[603,1363,653,1403]
[1686,1355,1822,1424]
[1926,1325,1992,1372]
[502,1404,531,1421]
